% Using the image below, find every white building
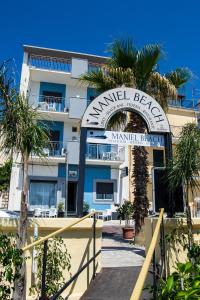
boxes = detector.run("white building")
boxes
[8,45,129,215]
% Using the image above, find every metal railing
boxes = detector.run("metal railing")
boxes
[29,54,71,73]
[37,95,68,112]
[168,99,199,110]
[86,144,125,161]
[31,141,65,157]
[130,208,165,300]
[23,212,99,300]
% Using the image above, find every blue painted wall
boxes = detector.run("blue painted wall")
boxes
[84,165,112,210]
[41,120,64,143]
[87,87,100,104]
[39,82,66,110]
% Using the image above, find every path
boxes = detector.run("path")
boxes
[81,221,152,300]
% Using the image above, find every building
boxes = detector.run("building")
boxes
[8,45,200,215]
[8,46,129,215]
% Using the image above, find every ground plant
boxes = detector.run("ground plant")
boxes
[116,201,134,227]
[0,233,23,300]
[148,219,200,299]
[30,237,71,300]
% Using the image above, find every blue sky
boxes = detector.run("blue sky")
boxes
[1,0,200,97]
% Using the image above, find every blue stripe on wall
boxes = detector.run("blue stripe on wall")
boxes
[40,82,66,96]
[84,165,112,210]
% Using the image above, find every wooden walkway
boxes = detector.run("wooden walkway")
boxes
[81,222,152,300]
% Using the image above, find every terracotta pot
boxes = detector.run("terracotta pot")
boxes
[122,227,135,239]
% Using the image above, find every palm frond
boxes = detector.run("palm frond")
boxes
[147,72,177,111]
[165,68,192,88]
[108,38,138,69]
[107,111,127,130]
[136,44,163,89]
[168,123,200,192]
[80,67,135,93]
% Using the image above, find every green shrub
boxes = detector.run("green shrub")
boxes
[30,237,71,299]
[0,233,23,299]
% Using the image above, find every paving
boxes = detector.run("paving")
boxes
[81,221,152,300]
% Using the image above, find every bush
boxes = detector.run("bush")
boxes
[0,233,23,299]
[30,237,71,299]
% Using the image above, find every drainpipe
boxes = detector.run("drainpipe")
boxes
[65,150,68,217]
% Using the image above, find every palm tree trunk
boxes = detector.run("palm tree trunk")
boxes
[185,182,193,249]
[126,113,149,234]
[14,154,29,300]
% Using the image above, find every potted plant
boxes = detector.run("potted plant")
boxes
[57,201,65,218]
[83,201,90,216]
[116,201,135,239]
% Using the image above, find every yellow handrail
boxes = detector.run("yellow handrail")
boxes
[22,212,95,252]
[130,208,164,300]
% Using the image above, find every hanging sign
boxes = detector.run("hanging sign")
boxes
[87,130,165,147]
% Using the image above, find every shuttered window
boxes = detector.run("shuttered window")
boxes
[96,182,114,200]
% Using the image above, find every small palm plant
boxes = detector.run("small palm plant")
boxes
[168,123,200,248]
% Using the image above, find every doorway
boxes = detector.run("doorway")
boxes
[153,169,184,213]
[67,181,77,214]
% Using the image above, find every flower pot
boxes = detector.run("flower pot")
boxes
[122,227,135,240]
[58,211,65,218]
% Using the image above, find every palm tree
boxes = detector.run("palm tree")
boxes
[0,62,50,299]
[81,38,191,233]
[168,123,200,248]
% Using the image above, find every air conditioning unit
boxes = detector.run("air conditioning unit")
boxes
[69,170,78,177]
[61,148,66,156]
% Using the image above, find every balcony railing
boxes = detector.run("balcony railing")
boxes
[37,95,68,112]
[32,141,65,157]
[86,144,125,161]
[168,99,199,110]
[29,54,71,72]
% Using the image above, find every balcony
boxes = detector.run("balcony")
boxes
[29,54,71,73]
[43,141,65,157]
[31,141,66,163]
[29,95,87,120]
[29,54,104,75]
[86,144,125,164]
[168,99,199,110]
[37,95,68,113]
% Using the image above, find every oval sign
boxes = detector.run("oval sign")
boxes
[82,87,170,133]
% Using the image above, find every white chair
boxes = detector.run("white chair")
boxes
[49,208,57,217]
[48,103,56,111]
[34,208,42,217]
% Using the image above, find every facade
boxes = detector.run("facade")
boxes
[8,45,200,215]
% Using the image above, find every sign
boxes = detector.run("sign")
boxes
[87,130,165,148]
[121,167,128,177]
[82,87,170,133]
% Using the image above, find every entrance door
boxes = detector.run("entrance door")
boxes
[67,182,77,214]
[153,169,184,213]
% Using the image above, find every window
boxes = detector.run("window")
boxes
[29,180,57,208]
[93,180,116,202]
[72,127,77,132]
[153,150,164,167]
